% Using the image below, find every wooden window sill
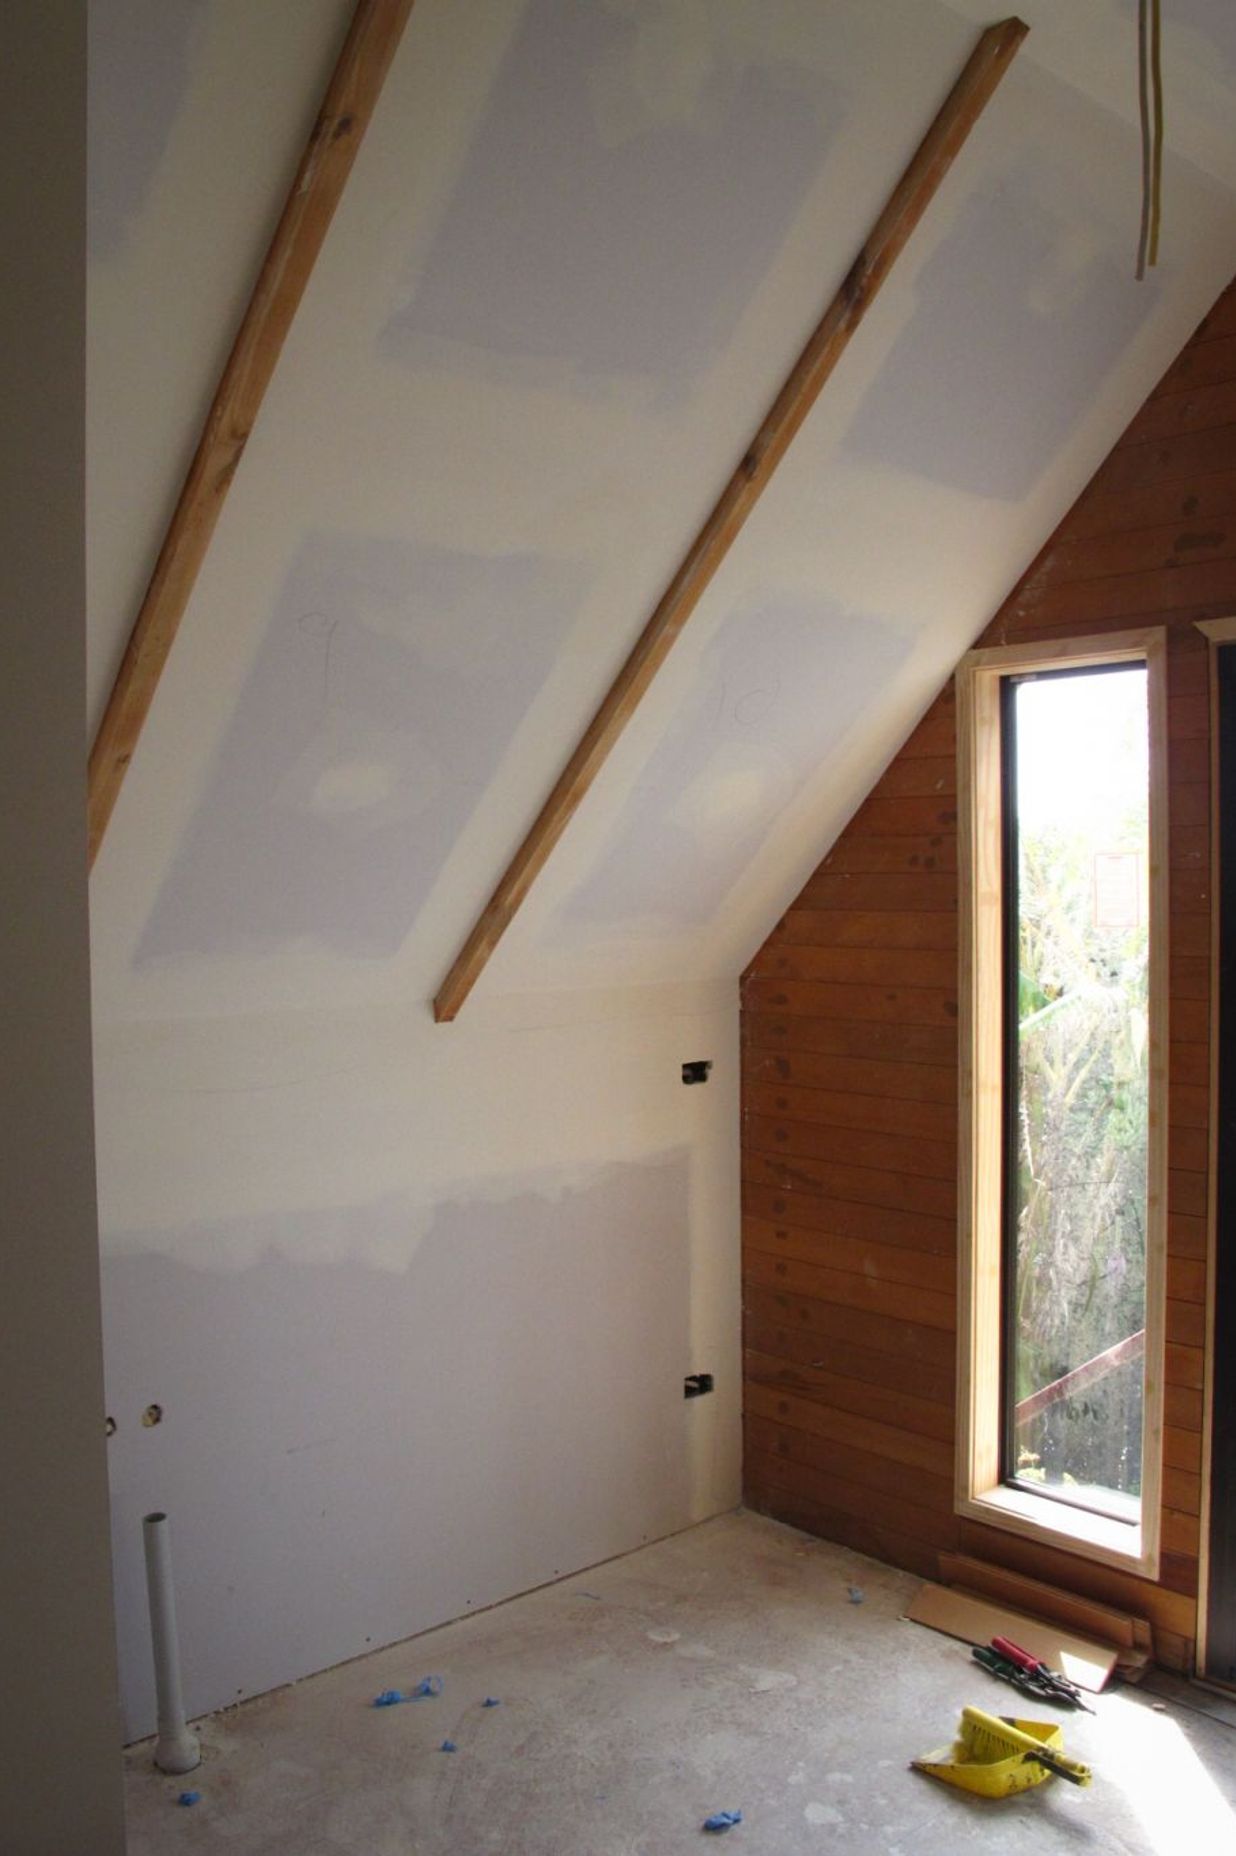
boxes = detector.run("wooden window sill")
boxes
[957,1483,1157,1579]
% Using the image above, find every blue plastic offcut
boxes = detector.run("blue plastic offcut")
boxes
[373,1675,444,1707]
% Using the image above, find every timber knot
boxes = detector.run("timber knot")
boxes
[842,257,871,314]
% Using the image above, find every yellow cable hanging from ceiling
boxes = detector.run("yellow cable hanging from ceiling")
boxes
[1136,0,1164,279]
[1149,0,1164,267]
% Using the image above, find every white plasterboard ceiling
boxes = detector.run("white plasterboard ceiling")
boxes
[87,0,1236,1019]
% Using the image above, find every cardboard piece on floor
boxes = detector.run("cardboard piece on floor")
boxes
[904,1582,1119,1693]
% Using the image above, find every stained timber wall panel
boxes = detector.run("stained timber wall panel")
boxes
[742,276,1236,1672]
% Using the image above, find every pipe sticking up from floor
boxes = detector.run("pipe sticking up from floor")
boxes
[143,1511,201,1774]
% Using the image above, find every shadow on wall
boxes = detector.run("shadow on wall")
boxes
[138,532,584,963]
[100,1151,693,1739]
[381,0,839,401]
[88,0,207,259]
[845,140,1154,501]
[561,597,909,934]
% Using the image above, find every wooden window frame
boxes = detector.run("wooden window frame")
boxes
[955,629,1168,1577]
[1192,615,1236,1678]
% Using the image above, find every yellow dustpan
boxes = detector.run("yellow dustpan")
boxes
[913,1706,1093,1797]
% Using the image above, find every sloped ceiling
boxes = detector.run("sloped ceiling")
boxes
[87,0,1236,1018]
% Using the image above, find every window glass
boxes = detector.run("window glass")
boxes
[1003,664,1149,1524]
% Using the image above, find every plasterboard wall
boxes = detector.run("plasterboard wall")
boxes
[86,0,741,1741]
[95,988,741,1738]
[87,3,1236,1015]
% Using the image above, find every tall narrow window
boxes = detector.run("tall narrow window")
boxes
[1002,666,1149,1525]
[957,632,1166,1576]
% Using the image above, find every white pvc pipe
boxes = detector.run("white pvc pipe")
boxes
[142,1511,201,1774]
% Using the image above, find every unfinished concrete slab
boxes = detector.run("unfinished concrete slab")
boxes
[122,1511,1236,1855]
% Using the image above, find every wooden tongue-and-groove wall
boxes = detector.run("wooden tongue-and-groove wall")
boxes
[741,278,1236,1670]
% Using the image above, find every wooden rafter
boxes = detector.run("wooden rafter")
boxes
[87,0,416,867]
[433,16,1029,1022]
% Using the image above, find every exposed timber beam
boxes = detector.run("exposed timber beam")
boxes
[87,0,416,866]
[433,17,1029,1021]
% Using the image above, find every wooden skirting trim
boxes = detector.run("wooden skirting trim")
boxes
[954,1519,1197,1637]
[938,1550,1142,1650]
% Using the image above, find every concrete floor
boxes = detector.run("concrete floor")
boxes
[123,1511,1236,1855]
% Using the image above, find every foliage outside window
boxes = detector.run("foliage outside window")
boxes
[1003,667,1148,1524]
[956,633,1166,1576]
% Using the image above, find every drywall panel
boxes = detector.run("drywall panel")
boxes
[1113,0,1236,74]
[941,0,1236,189]
[103,1155,691,1733]
[87,0,1236,1011]
[562,597,910,933]
[478,66,1236,992]
[95,994,741,1740]
[1,6,124,1847]
[86,0,349,731]
[845,83,1154,500]
[138,532,583,961]
[383,0,839,399]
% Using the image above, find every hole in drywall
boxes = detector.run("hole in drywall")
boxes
[142,1403,163,1428]
[684,1372,714,1398]
[682,1060,712,1085]
[105,1415,117,1437]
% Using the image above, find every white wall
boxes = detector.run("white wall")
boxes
[0,4,125,1847]
[95,988,741,1738]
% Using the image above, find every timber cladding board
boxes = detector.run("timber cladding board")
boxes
[741,275,1236,1670]
[744,1150,956,1221]
[742,1245,955,1330]
[754,944,958,987]
[743,1112,955,1182]
[743,1217,957,1292]
[744,1340,954,1442]
[1064,469,1236,547]
[742,1180,955,1254]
